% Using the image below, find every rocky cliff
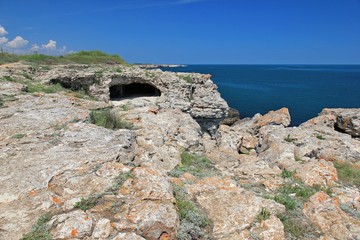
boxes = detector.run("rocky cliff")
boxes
[0,62,359,240]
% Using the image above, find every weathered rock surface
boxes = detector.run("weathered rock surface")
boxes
[1,63,360,240]
[303,192,360,240]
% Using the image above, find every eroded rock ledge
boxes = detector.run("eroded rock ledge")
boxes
[0,63,359,240]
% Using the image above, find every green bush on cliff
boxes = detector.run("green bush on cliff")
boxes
[89,108,134,130]
[169,152,218,178]
[334,161,360,187]
[0,50,126,65]
[172,184,210,240]
[21,213,53,240]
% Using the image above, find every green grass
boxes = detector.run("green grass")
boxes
[181,75,193,84]
[316,134,326,140]
[12,133,27,139]
[169,151,218,178]
[277,214,304,239]
[256,207,271,222]
[0,50,126,65]
[106,171,134,194]
[284,134,296,143]
[26,83,65,94]
[173,184,210,240]
[281,169,295,179]
[89,108,135,130]
[21,213,53,240]
[334,161,360,187]
[74,194,103,211]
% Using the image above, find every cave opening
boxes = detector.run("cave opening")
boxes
[110,83,161,100]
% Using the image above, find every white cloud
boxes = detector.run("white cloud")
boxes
[30,44,40,51]
[0,25,8,36]
[6,36,29,49]
[42,40,56,50]
[0,37,8,45]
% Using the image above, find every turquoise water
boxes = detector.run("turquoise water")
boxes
[161,65,360,126]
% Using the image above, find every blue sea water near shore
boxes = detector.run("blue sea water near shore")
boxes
[161,65,360,126]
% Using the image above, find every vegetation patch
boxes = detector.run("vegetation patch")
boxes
[74,194,103,211]
[256,207,271,222]
[1,51,126,65]
[173,184,211,240]
[106,171,134,194]
[21,213,53,240]
[26,83,65,94]
[316,134,326,140]
[181,75,193,84]
[169,152,218,178]
[12,133,27,139]
[334,161,360,187]
[277,213,304,239]
[89,108,135,130]
[284,134,296,143]
[281,169,296,179]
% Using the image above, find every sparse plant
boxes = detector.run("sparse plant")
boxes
[316,134,326,140]
[340,203,360,220]
[74,194,103,211]
[25,83,64,94]
[173,184,210,240]
[106,171,134,194]
[334,161,360,187]
[12,133,26,139]
[21,213,53,240]
[294,156,303,162]
[284,134,296,143]
[281,169,295,178]
[256,207,271,222]
[169,151,218,178]
[277,213,304,238]
[181,75,193,84]
[89,108,135,130]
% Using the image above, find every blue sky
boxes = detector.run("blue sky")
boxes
[0,0,359,64]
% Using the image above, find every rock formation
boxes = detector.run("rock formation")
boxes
[0,62,359,240]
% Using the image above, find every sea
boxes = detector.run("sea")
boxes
[161,65,360,126]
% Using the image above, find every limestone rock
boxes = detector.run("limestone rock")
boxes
[295,159,338,186]
[253,107,291,128]
[91,218,112,239]
[303,192,360,240]
[251,215,285,240]
[49,210,93,239]
[112,232,146,240]
[186,177,285,239]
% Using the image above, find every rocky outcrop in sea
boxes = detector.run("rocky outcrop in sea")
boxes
[0,62,359,240]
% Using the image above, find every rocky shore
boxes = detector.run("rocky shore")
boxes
[0,62,359,240]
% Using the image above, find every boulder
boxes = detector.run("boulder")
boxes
[252,108,291,128]
[303,192,360,240]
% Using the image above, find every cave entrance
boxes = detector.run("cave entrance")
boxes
[110,83,161,100]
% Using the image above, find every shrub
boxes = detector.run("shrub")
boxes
[281,169,295,179]
[1,51,126,65]
[284,134,296,143]
[181,75,193,84]
[106,171,133,194]
[277,214,304,238]
[256,207,271,222]
[21,213,53,240]
[74,194,103,211]
[334,161,360,187]
[26,83,64,94]
[173,184,210,240]
[89,108,134,130]
[12,133,27,139]
[316,134,326,140]
[169,152,218,178]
